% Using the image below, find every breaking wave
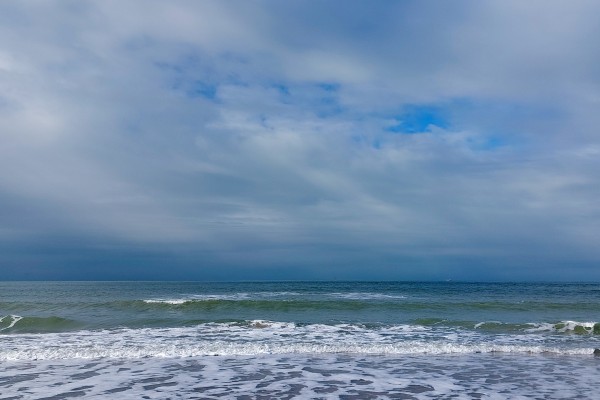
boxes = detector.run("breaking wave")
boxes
[0,315,83,333]
[1,319,598,361]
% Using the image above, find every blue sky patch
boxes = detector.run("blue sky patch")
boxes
[317,82,340,92]
[271,83,290,96]
[187,81,217,99]
[387,105,449,134]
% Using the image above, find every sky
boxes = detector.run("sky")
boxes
[1,1,600,281]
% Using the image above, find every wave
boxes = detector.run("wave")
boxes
[2,342,594,361]
[3,311,599,336]
[140,292,406,305]
[0,315,82,333]
[128,299,517,312]
[413,319,600,334]
[326,292,407,300]
[128,298,600,313]
[0,315,22,331]
[131,299,377,311]
[1,319,599,361]
[144,293,253,304]
[472,320,600,334]
[526,321,600,334]
[0,320,596,361]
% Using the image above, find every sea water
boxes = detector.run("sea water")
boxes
[1,281,599,398]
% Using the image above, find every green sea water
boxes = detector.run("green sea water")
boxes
[2,281,600,360]
[2,281,600,335]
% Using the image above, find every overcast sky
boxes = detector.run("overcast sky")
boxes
[1,1,600,281]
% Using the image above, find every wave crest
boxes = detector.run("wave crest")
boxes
[0,315,81,333]
[527,321,600,334]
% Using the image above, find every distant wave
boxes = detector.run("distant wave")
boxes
[131,298,600,313]
[143,293,251,304]
[142,292,407,304]
[134,299,377,311]
[326,292,407,300]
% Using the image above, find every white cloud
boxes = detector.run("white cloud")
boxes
[1,0,600,279]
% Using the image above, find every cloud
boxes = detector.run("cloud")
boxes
[1,1,600,280]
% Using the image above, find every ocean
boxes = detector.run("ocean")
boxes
[1,281,599,399]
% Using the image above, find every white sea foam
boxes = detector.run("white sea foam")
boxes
[143,299,188,305]
[142,291,408,303]
[253,291,302,297]
[143,293,251,304]
[474,321,503,329]
[0,315,22,331]
[525,320,599,333]
[2,353,599,399]
[328,292,407,300]
[0,320,595,361]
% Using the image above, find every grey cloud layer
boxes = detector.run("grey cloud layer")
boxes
[1,1,599,280]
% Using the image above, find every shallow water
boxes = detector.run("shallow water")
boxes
[2,354,599,399]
